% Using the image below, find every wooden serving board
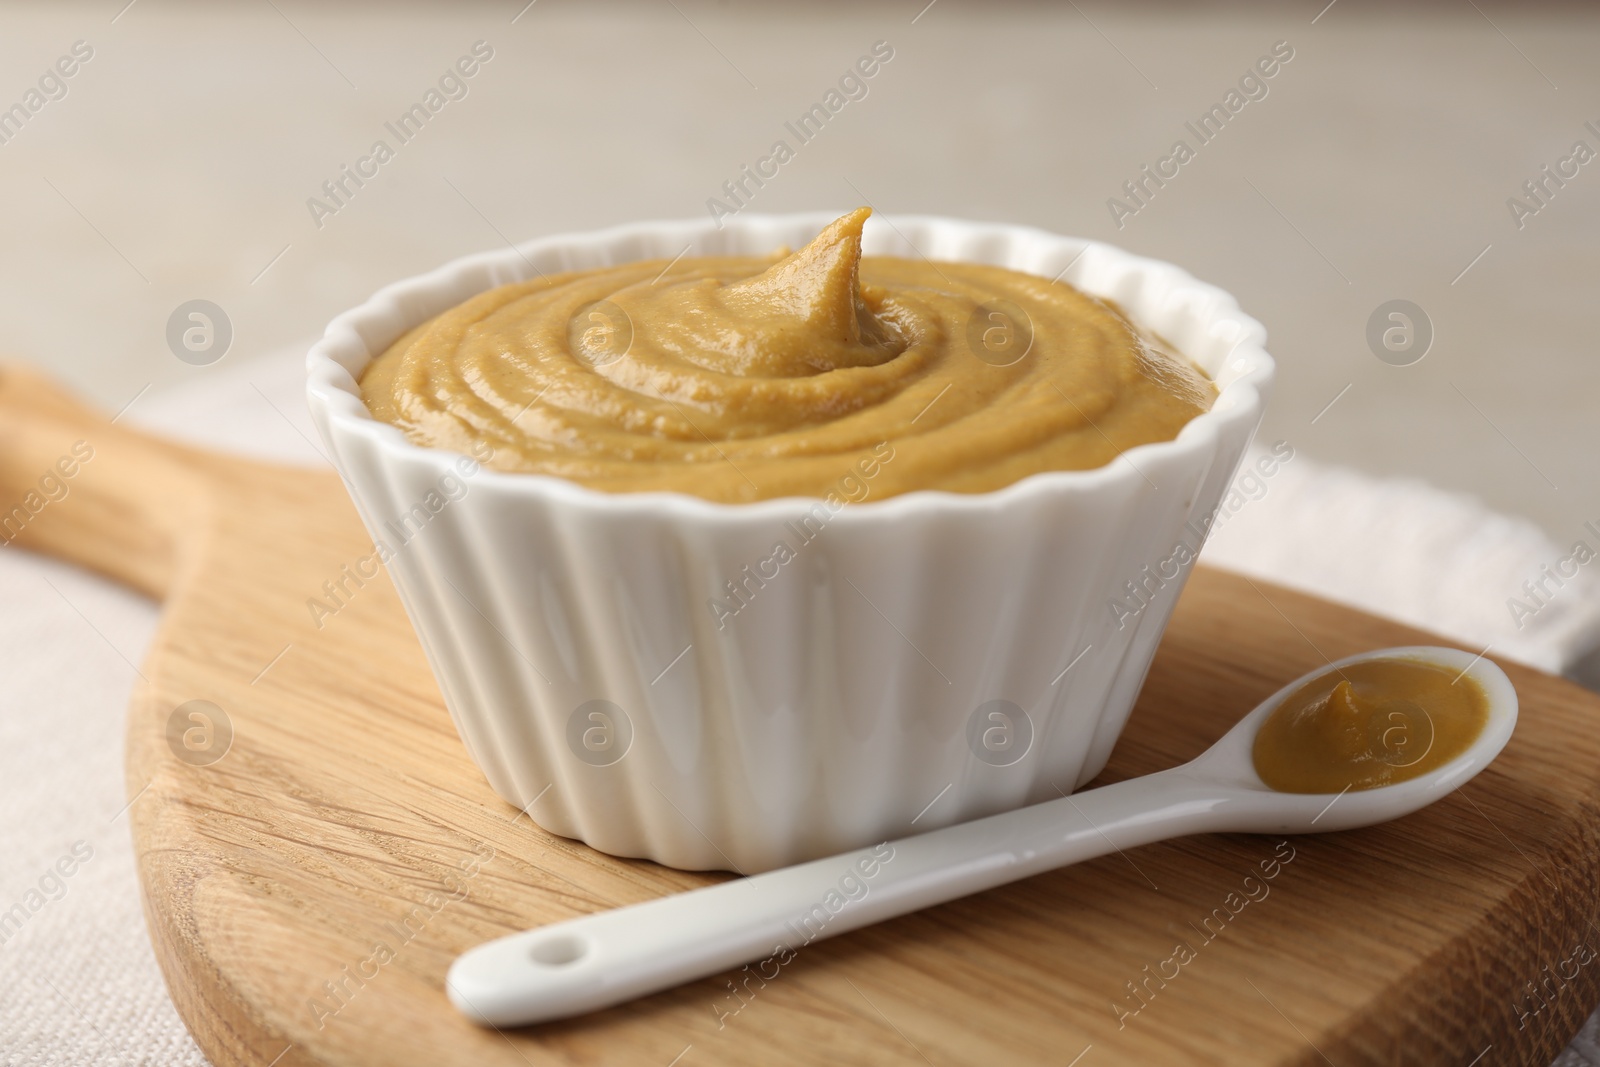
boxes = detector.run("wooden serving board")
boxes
[4,361,1600,1067]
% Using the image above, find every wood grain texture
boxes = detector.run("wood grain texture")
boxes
[4,362,1599,1067]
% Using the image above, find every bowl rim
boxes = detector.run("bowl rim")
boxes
[306,210,1275,524]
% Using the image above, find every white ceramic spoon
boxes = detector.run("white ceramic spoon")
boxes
[448,645,1517,1027]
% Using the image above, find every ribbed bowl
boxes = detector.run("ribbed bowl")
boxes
[306,212,1274,873]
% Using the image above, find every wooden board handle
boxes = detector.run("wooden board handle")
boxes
[0,363,207,599]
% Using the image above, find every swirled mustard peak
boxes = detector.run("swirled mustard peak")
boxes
[360,208,1215,503]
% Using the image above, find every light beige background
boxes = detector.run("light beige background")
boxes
[2,0,1595,540]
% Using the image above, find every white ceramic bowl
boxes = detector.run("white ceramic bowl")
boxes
[306,212,1274,873]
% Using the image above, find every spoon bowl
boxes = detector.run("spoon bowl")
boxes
[448,645,1517,1028]
[1182,644,1517,835]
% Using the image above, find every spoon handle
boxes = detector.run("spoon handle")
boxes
[448,767,1225,1027]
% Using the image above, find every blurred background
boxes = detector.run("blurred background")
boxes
[3,2,1599,1064]
[1,0,1594,538]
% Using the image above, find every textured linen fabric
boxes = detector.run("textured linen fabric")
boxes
[1202,441,1600,681]
[1,345,1596,1065]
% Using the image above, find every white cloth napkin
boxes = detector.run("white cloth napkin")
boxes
[2,345,1596,1065]
[1201,440,1600,682]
